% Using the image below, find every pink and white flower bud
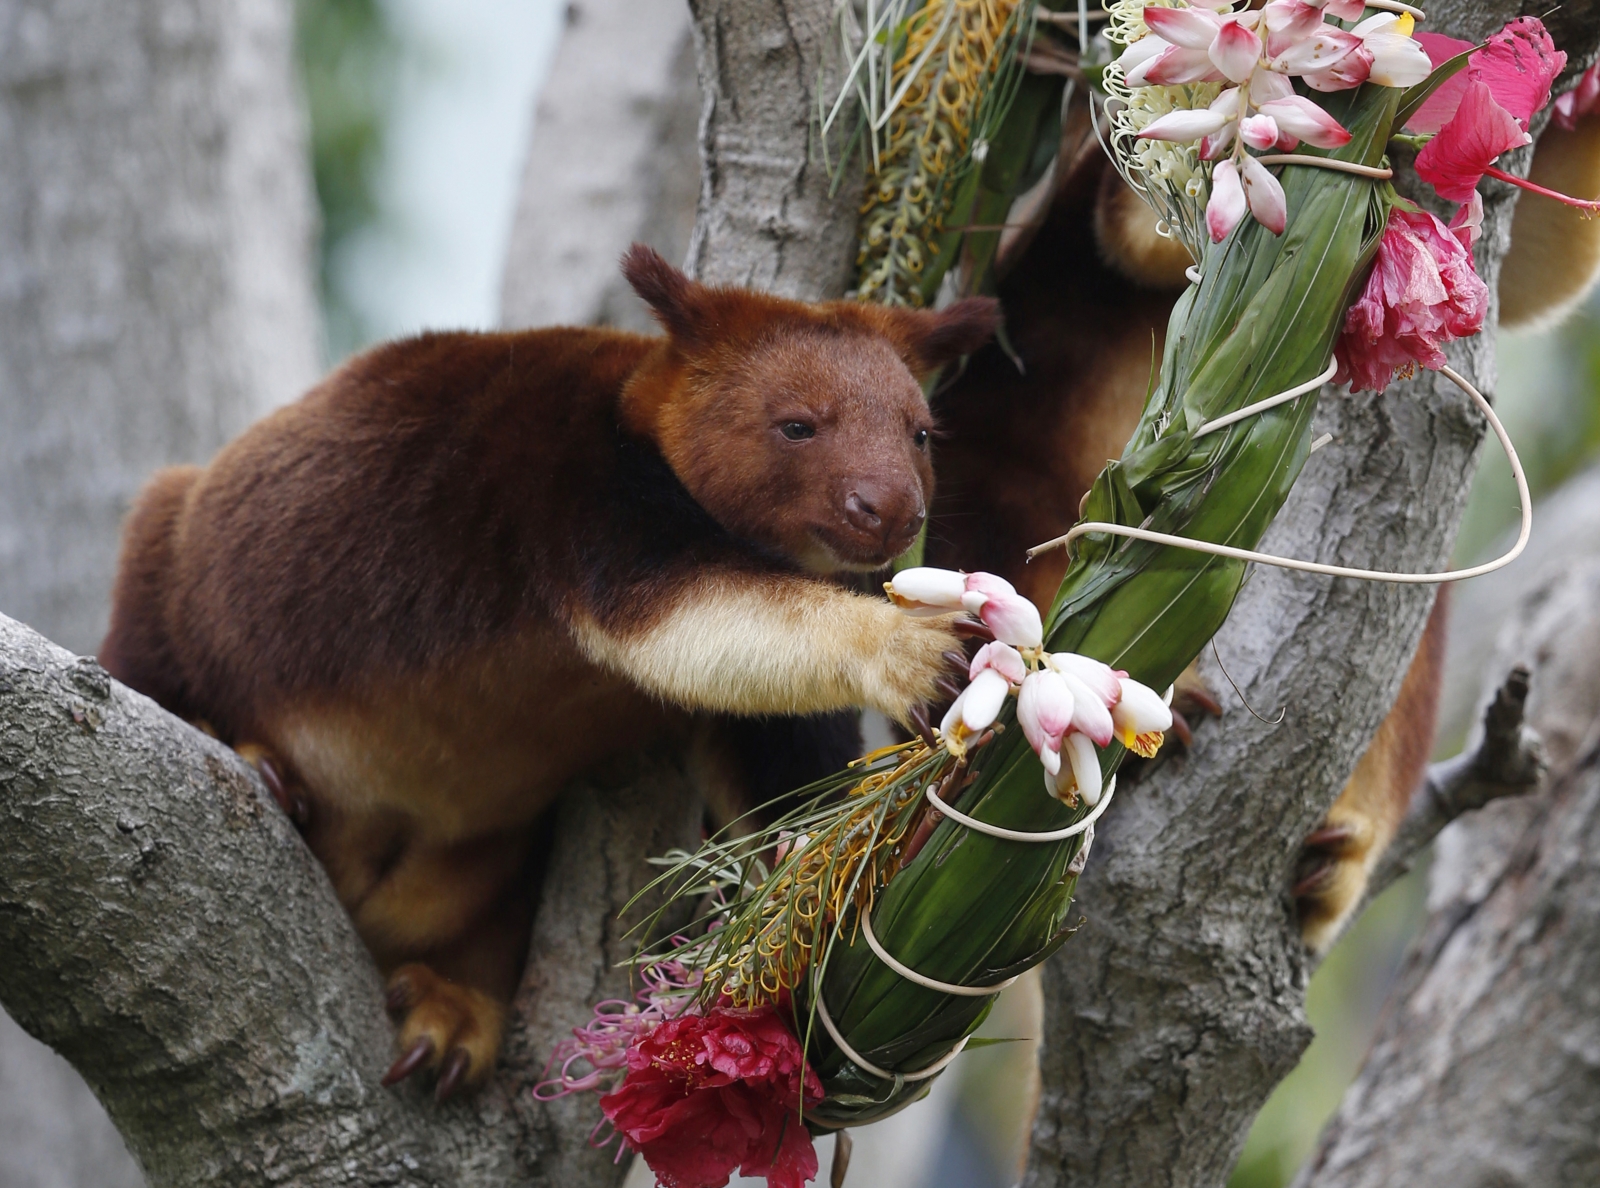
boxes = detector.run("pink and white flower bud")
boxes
[1255,96,1351,148]
[1302,43,1371,91]
[960,668,1010,734]
[1138,107,1232,144]
[1316,0,1366,20]
[1210,19,1262,84]
[977,591,1044,650]
[1046,652,1122,708]
[1018,669,1076,758]
[970,641,1027,685]
[887,567,966,614]
[1240,153,1287,234]
[1112,678,1173,758]
[1117,33,1172,76]
[1262,0,1323,57]
[1240,114,1281,150]
[1134,44,1225,86]
[1207,158,1248,242]
[1142,5,1223,50]
[1270,26,1362,74]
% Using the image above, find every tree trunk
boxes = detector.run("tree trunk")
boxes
[0,1,321,1183]
[1295,466,1600,1188]
[0,0,321,656]
[1024,6,1600,1185]
[499,0,700,333]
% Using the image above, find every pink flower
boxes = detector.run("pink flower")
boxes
[1017,669,1076,775]
[600,1007,824,1188]
[1554,63,1600,131]
[969,641,1027,685]
[1208,158,1248,241]
[1333,207,1488,394]
[1412,18,1566,201]
[1256,96,1352,149]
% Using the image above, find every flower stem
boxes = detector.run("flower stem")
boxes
[1483,165,1600,214]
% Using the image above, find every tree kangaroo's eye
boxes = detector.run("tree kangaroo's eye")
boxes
[780,421,816,441]
[913,428,930,449]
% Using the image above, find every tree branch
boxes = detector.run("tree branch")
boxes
[1024,4,1600,1184]
[1297,532,1600,1188]
[0,613,701,1187]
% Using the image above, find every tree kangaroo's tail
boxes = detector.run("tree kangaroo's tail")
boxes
[98,465,202,719]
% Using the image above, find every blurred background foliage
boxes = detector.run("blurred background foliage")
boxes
[287,5,1600,1185]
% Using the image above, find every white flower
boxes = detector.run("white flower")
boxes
[1112,677,1174,758]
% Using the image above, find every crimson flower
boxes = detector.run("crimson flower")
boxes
[1333,206,1488,393]
[600,1006,824,1188]
[1410,19,1567,203]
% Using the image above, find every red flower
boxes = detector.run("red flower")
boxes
[1410,19,1566,202]
[1554,62,1600,131]
[1333,207,1488,394]
[600,1007,825,1188]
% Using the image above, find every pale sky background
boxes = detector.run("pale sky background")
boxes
[337,0,566,343]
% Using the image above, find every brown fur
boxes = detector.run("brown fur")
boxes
[100,247,998,1092]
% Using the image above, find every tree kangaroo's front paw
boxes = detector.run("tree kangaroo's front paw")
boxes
[866,613,969,730]
[235,743,311,829]
[1294,814,1376,952]
[382,964,505,1100]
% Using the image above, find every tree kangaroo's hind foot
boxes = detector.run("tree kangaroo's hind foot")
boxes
[383,964,506,1101]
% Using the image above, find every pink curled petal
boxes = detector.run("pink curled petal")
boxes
[1210,20,1262,84]
[1240,114,1280,150]
[1364,32,1434,89]
[1256,96,1351,148]
[960,590,990,616]
[1207,159,1247,242]
[1416,79,1531,202]
[1047,652,1122,707]
[1142,5,1225,51]
[1138,108,1232,143]
[1018,670,1075,756]
[1240,154,1287,234]
[1406,32,1476,133]
[1301,44,1371,92]
[1056,672,1115,747]
[1064,732,1104,807]
[970,641,1027,685]
[1449,191,1483,252]
[961,669,1010,733]
[1262,0,1322,57]
[1318,0,1366,20]
[1137,45,1227,85]
[1472,16,1565,128]
[964,571,1018,600]
[979,592,1044,649]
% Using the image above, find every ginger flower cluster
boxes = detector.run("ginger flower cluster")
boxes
[1120,0,1431,240]
[888,568,1173,804]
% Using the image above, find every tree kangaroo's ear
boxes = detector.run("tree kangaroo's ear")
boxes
[1093,166,1196,291]
[621,243,716,348]
[880,297,1004,377]
[1500,115,1600,329]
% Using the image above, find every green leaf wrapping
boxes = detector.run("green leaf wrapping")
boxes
[803,85,1399,1127]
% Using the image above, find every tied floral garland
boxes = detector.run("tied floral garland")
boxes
[536,8,1566,1186]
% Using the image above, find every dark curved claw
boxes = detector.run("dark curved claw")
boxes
[1292,860,1336,899]
[942,650,970,673]
[951,618,995,642]
[1169,709,1194,749]
[908,704,938,750]
[935,676,965,702]
[385,978,414,1017]
[257,755,310,828]
[382,1037,434,1087]
[435,1047,472,1101]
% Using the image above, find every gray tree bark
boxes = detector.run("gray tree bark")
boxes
[685,0,863,297]
[0,1,321,1184]
[1295,469,1600,1188]
[1023,5,1600,1186]
[0,0,321,656]
[499,0,700,333]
